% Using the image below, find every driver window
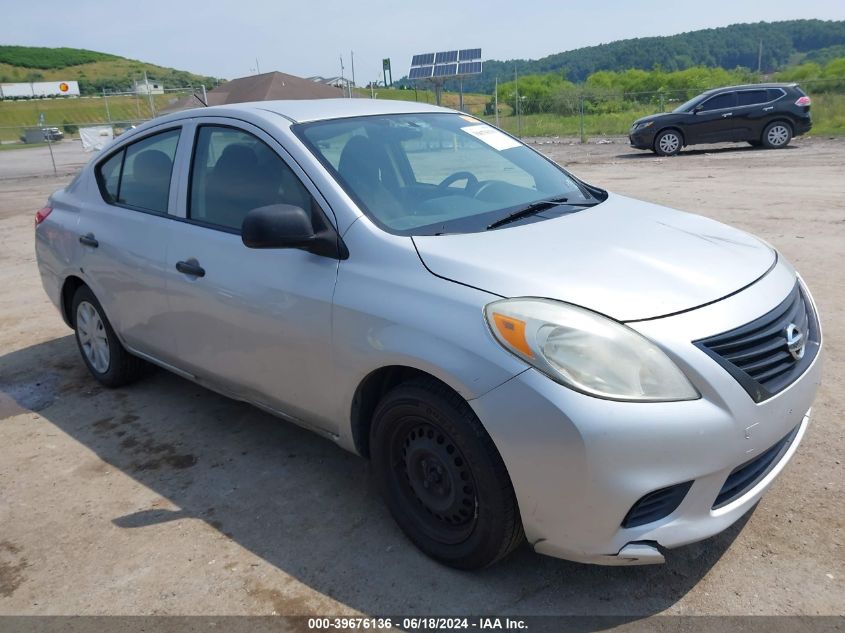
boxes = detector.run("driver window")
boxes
[700,92,737,112]
[189,125,313,232]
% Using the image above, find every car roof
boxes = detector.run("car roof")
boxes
[171,98,454,124]
[701,83,798,96]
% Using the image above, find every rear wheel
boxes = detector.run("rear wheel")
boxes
[654,129,682,156]
[370,378,524,569]
[762,122,792,149]
[72,285,148,387]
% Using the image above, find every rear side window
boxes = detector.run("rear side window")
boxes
[98,151,123,202]
[737,90,768,106]
[95,128,180,214]
[188,125,313,232]
[768,88,786,101]
[700,92,737,111]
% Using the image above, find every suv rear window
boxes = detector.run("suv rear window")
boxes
[737,90,768,106]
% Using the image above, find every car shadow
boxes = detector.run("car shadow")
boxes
[617,144,799,159]
[0,335,753,618]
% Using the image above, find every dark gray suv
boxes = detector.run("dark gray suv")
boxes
[630,83,812,156]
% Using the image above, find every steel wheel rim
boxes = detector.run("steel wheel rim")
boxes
[76,301,110,374]
[391,418,478,544]
[659,133,680,154]
[768,125,789,146]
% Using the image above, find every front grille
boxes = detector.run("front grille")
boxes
[622,481,693,528]
[712,424,800,509]
[695,282,820,403]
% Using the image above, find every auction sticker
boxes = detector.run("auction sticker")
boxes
[461,125,521,151]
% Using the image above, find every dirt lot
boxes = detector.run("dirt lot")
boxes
[0,137,843,617]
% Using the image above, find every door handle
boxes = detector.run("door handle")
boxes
[721,112,733,118]
[79,233,98,248]
[763,106,774,112]
[176,259,205,278]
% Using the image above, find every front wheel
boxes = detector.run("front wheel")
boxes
[370,378,524,569]
[72,285,148,387]
[654,129,682,156]
[762,122,792,149]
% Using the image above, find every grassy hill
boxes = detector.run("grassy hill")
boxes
[416,20,845,93]
[0,45,221,94]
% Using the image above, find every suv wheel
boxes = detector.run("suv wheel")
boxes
[72,285,148,387]
[654,130,682,156]
[762,122,792,149]
[370,378,524,569]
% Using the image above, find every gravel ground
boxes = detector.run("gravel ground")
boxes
[0,137,843,617]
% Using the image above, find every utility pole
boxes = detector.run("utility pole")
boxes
[256,57,261,74]
[143,71,156,118]
[494,76,500,128]
[103,87,111,123]
[757,40,763,73]
[515,67,522,138]
[350,50,356,95]
[340,55,347,97]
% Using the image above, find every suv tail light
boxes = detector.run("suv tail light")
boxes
[795,96,811,107]
[35,206,53,226]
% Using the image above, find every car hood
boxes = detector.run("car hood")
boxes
[633,112,676,126]
[412,193,776,322]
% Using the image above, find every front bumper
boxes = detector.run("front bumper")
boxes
[470,263,822,565]
[629,127,656,149]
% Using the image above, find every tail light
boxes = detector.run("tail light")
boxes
[795,96,811,107]
[35,206,53,226]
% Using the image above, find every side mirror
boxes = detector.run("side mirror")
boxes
[241,203,349,259]
[693,104,704,114]
[242,204,315,249]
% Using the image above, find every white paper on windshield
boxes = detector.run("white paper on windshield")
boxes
[461,125,521,151]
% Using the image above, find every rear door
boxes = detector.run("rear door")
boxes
[685,91,738,144]
[733,89,773,140]
[162,118,341,431]
[78,126,184,364]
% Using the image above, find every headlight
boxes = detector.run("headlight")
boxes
[485,298,699,402]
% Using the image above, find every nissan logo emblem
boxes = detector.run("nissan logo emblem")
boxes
[785,323,806,361]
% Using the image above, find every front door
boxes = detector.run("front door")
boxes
[163,120,340,431]
[685,91,738,144]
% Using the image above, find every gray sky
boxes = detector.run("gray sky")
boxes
[3,0,845,81]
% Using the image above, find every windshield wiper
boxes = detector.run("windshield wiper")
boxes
[486,197,595,230]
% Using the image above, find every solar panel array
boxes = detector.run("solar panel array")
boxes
[411,53,435,67]
[409,48,482,80]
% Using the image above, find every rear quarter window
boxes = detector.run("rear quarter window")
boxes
[97,151,123,202]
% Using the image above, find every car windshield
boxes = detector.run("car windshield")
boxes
[294,113,601,235]
[672,95,706,113]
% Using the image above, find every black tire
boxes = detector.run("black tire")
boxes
[761,121,792,149]
[653,129,682,156]
[71,285,148,388]
[370,377,524,569]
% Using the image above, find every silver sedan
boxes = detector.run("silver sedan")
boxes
[34,99,822,569]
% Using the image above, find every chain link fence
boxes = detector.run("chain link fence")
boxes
[0,87,196,149]
[2,80,843,178]
[480,78,845,141]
